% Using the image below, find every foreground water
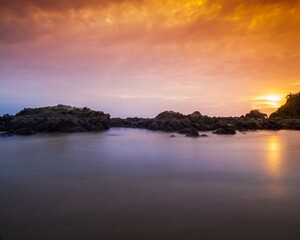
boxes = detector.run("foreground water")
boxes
[0,129,300,240]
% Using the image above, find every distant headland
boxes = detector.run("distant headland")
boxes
[1,93,300,137]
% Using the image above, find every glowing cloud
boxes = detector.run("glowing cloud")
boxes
[0,0,300,117]
[252,94,285,110]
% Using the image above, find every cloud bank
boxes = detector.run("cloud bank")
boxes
[0,0,299,116]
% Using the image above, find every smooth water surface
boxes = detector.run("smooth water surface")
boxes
[1,129,300,240]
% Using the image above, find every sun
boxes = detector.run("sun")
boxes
[252,94,285,110]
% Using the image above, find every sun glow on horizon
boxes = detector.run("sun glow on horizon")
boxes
[252,94,285,111]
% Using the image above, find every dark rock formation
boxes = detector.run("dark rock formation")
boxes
[2,105,110,135]
[15,128,35,136]
[245,110,267,119]
[151,111,192,131]
[270,92,300,118]
[0,114,14,132]
[3,99,300,137]
[109,117,152,129]
[185,130,200,137]
[111,108,300,134]
[213,125,236,135]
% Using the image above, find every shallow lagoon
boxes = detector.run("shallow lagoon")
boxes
[1,129,300,240]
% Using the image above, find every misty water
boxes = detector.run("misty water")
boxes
[1,128,300,240]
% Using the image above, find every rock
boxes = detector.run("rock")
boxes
[0,114,14,131]
[245,110,267,119]
[213,126,236,135]
[200,134,208,137]
[187,111,202,121]
[185,130,200,137]
[155,111,185,120]
[170,135,176,137]
[7,105,110,135]
[149,121,159,130]
[15,128,35,136]
[0,129,15,137]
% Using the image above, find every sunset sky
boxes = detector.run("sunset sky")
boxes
[0,0,300,117]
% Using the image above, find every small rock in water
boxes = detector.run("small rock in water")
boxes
[185,131,200,137]
[213,126,236,135]
[170,135,176,138]
[200,134,208,137]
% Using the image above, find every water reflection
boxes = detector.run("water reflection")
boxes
[1,130,300,240]
[266,134,284,198]
[267,135,281,178]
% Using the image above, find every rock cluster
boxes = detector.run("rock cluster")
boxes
[110,109,300,135]
[0,105,110,136]
[2,104,300,137]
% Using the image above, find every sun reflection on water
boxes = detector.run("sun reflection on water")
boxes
[266,135,284,198]
[267,136,281,178]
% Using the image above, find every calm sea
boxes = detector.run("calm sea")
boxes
[1,129,300,240]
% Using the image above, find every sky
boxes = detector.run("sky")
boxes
[0,0,300,117]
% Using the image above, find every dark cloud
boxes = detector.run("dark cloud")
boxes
[0,0,143,15]
[0,0,145,44]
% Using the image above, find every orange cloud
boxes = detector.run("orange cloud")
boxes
[0,0,299,117]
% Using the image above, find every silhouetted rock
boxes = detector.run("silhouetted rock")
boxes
[213,125,236,135]
[0,129,15,137]
[155,111,185,120]
[15,128,35,136]
[170,135,176,137]
[0,114,14,131]
[4,103,300,137]
[7,105,110,135]
[245,110,267,119]
[185,130,200,137]
[187,111,202,121]
[149,121,159,130]
[270,92,300,118]
[200,134,208,137]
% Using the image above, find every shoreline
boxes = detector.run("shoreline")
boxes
[1,105,300,137]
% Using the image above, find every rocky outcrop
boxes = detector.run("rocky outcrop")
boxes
[149,111,192,131]
[245,110,267,119]
[110,109,300,134]
[2,105,110,135]
[185,130,200,137]
[109,117,152,129]
[270,92,300,118]
[0,114,14,132]
[3,99,300,137]
[213,125,236,135]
